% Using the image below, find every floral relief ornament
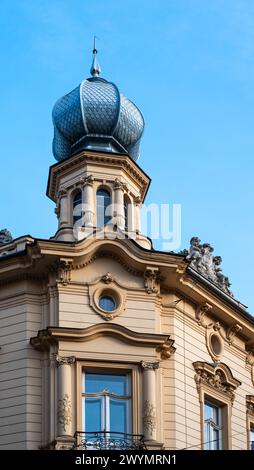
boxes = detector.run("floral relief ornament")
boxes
[58,394,72,432]
[143,400,156,435]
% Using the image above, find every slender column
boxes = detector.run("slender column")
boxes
[140,361,160,441]
[55,355,76,437]
[58,188,69,228]
[134,196,142,234]
[83,175,94,227]
[114,179,125,230]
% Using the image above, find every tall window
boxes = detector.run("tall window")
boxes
[96,189,111,227]
[124,195,130,232]
[73,190,82,225]
[250,425,254,450]
[204,401,222,450]
[82,371,131,436]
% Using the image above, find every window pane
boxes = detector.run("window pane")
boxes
[85,373,128,395]
[250,427,254,450]
[96,189,111,227]
[84,397,102,432]
[99,296,116,312]
[73,191,82,224]
[110,398,129,434]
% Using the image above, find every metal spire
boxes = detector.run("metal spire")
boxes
[90,36,101,77]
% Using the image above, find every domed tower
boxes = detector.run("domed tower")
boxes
[47,47,151,248]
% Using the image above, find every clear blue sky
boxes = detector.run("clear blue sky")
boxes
[0,0,253,312]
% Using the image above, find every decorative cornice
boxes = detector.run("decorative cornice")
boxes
[140,361,160,370]
[47,151,150,202]
[30,323,175,360]
[193,361,241,404]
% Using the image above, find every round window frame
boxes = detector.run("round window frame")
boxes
[207,332,224,362]
[93,287,123,320]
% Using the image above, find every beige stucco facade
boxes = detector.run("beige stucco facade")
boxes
[0,151,254,450]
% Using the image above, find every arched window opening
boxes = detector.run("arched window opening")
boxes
[73,191,82,225]
[96,189,111,228]
[124,195,131,232]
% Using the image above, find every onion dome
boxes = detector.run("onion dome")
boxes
[52,48,144,162]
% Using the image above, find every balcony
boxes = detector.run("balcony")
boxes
[73,431,146,450]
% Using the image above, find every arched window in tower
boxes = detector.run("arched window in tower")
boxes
[124,195,131,232]
[73,190,82,225]
[96,188,111,227]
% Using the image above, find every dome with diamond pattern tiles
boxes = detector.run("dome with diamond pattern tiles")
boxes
[52,74,144,162]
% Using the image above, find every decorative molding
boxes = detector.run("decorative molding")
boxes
[84,175,94,186]
[114,178,125,191]
[143,400,156,434]
[193,361,241,404]
[196,302,213,326]
[57,394,72,432]
[246,395,254,416]
[54,354,76,366]
[226,323,242,345]
[144,267,161,294]
[156,336,176,360]
[58,187,68,198]
[58,258,73,286]
[205,329,224,362]
[30,323,175,361]
[101,272,114,284]
[140,361,160,370]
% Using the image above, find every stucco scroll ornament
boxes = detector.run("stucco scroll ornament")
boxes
[143,400,156,434]
[101,272,114,284]
[140,361,160,370]
[156,336,176,360]
[226,324,242,345]
[196,302,213,326]
[193,362,241,404]
[144,267,161,294]
[58,258,73,286]
[57,394,72,432]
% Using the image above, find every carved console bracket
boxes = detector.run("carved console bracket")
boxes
[226,323,242,345]
[193,361,241,404]
[196,302,213,326]
[144,267,162,294]
[156,336,176,360]
[58,258,73,286]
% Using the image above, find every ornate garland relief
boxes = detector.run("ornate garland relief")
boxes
[57,394,72,432]
[193,361,241,404]
[143,400,156,435]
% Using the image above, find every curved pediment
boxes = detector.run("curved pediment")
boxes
[30,322,176,360]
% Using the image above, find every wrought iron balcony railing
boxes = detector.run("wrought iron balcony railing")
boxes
[73,431,146,450]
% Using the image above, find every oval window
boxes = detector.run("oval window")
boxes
[99,295,117,312]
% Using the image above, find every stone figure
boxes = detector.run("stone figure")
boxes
[0,229,13,245]
[184,237,233,297]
